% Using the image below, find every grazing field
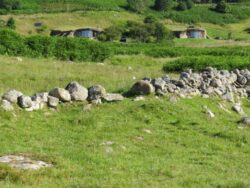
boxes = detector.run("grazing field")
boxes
[0,55,250,187]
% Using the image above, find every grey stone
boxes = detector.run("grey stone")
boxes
[131,80,154,95]
[237,75,247,85]
[232,103,244,115]
[1,100,14,111]
[88,85,106,101]
[49,88,71,102]
[32,92,48,103]
[48,96,59,108]
[66,81,88,101]
[2,90,23,103]
[238,117,250,125]
[102,93,124,102]
[0,155,52,170]
[17,96,33,108]
[151,78,166,91]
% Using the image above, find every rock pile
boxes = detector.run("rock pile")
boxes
[1,81,123,112]
[131,67,250,101]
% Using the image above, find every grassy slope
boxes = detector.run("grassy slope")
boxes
[0,11,143,36]
[0,55,249,187]
[1,10,250,47]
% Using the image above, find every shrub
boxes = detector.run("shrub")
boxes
[0,29,25,55]
[6,17,15,30]
[154,0,173,11]
[127,0,149,13]
[215,0,230,13]
[0,0,21,10]
[163,56,250,72]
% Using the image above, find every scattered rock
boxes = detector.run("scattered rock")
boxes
[142,128,152,134]
[16,57,23,62]
[102,93,124,102]
[1,100,14,111]
[133,96,145,101]
[2,90,23,103]
[48,96,59,108]
[131,80,155,95]
[238,117,250,125]
[204,106,215,118]
[49,88,71,102]
[232,103,244,115]
[0,155,52,170]
[88,85,106,101]
[66,81,88,101]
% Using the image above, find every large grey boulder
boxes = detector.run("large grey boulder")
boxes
[1,100,14,111]
[49,88,71,102]
[131,80,155,95]
[102,93,124,102]
[17,96,33,109]
[66,81,88,101]
[48,96,59,108]
[88,85,106,101]
[2,90,23,103]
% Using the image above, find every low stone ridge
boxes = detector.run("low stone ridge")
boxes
[0,81,124,112]
[0,155,52,170]
[130,67,250,101]
[2,68,250,115]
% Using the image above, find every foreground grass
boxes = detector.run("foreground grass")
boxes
[0,96,249,187]
[0,55,249,187]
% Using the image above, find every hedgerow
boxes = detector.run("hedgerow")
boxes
[0,29,110,62]
[163,56,250,72]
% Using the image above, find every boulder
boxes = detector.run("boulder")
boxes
[88,85,106,101]
[17,96,33,109]
[1,100,14,111]
[48,96,59,108]
[131,80,155,95]
[66,81,88,101]
[2,90,23,103]
[102,93,124,102]
[49,88,71,102]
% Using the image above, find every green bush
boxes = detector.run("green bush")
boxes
[163,56,250,72]
[0,29,110,62]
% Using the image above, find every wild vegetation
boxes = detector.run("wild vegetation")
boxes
[0,0,250,187]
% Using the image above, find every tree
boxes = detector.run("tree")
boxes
[127,0,149,13]
[215,0,230,13]
[177,0,193,11]
[144,15,157,24]
[0,0,21,10]
[177,1,187,10]
[99,26,123,41]
[154,23,173,42]
[154,0,173,11]
[6,17,15,30]
[186,0,194,9]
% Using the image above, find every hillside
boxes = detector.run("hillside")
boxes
[0,55,250,187]
[0,1,250,187]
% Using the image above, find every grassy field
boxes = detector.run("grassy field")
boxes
[0,55,250,187]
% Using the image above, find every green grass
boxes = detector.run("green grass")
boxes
[0,55,250,187]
